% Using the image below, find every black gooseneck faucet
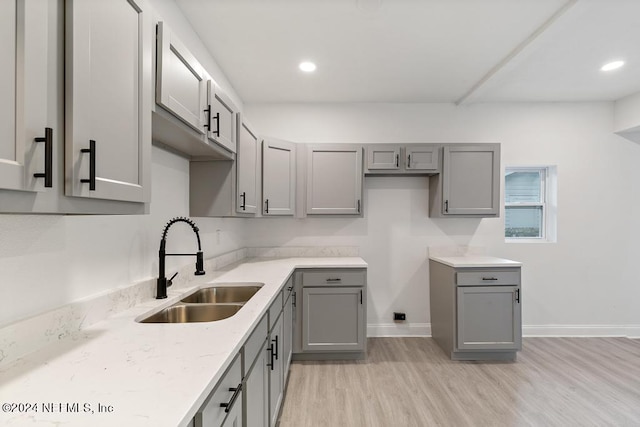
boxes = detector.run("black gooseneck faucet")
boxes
[157,217,205,299]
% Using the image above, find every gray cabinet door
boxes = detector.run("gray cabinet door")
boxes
[282,288,294,385]
[262,139,296,216]
[302,287,365,352]
[366,145,400,171]
[0,0,50,193]
[456,285,521,351]
[207,81,237,153]
[268,314,284,427]
[405,145,439,171]
[236,115,258,214]
[65,0,151,203]
[156,21,206,134]
[244,339,269,427]
[442,144,499,215]
[306,145,363,215]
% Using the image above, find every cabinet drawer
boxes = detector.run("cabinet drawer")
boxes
[300,269,366,287]
[243,314,267,374]
[269,290,283,330]
[195,353,242,427]
[456,270,520,286]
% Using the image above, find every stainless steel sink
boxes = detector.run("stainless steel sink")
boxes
[180,284,263,304]
[139,303,243,323]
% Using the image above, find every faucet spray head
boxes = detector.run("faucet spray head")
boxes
[195,251,205,276]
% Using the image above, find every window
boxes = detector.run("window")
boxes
[505,166,556,242]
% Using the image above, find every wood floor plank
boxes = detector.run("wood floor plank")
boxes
[278,337,640,427]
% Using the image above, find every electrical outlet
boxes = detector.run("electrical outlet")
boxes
[393,312,406,321]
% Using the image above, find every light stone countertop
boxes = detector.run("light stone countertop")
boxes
[429,255,522,268]
[0,257,367,427]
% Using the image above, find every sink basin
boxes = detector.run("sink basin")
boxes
[139,304,243,323]
[180,284,263,304]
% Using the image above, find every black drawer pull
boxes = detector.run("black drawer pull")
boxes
[515,289,520,303]
[219,383,242,413]
[482,277,498,281]
[273,335,279,360]
[239,192,246,210]
[80,140,96,190]
[326,278,341,283]
[267,343,275,370]
[33,127,53,188]
[203,105,211,130]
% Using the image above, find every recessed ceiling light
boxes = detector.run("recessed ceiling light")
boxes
[601,60,625,71]
[299,61,317,73]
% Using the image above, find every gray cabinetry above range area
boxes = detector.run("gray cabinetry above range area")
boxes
[365,144,441,174]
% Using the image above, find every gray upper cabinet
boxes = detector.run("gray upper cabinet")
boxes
[0,0,50,194]
[306,144,363,215]
[366,145,400,171]
[206,81,238,153]
[429,144,500,217]
[365,144,440,175]
[65,0,151,203]
[236,114,259,214]
[262,139,296,216]
[156,21,206,134]
[405,145,439,171]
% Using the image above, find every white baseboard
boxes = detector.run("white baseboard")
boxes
[523,325,640,338]
[367,323,640,339]
[367,323,431,337]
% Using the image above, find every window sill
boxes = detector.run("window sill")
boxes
[505,238,555,244]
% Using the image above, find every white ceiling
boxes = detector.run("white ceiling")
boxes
[175,0,640,104]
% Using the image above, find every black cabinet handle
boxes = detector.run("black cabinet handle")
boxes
[203,105,211,130]
[219,383,242,413]
[273,335,279,361]
[515,289,520,303]
[326,278,341,283]
[395,154,399,168]
[407,154,411,168]
[80,140,96,191]
[267,343,275,370]
[360,289,363,304]
[444,199,449,213]
[482,277,498,281]
[265,199,269,214]
[357,199,361,213]
[212,112,220,137]
[33,127,53,188]
[240,192,246,210]
[292,291,296,307]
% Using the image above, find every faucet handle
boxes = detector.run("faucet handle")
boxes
[195,251,206,276]
[168,272,178,287]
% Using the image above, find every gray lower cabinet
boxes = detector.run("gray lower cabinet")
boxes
[306,144,363,215]
[429,260,521,361]
[293,268,367,359]
[195,353,243,427]
[429,144,500,217]
[268,312,284,427]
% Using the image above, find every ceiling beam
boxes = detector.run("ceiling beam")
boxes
[455,0,578,106]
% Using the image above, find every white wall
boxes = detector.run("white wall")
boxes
[244,102,640,336]
[0,0,249,328]
[0,146,246,327]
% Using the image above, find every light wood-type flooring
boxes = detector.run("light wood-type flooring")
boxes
[278,337,640,427]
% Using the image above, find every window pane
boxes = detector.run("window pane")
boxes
[505,171,541,203]
[505,206,543,238]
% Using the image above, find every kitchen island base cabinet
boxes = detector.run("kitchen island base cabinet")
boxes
[429,259,521,361]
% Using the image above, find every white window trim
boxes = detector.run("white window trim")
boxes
[505,166,557,244]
